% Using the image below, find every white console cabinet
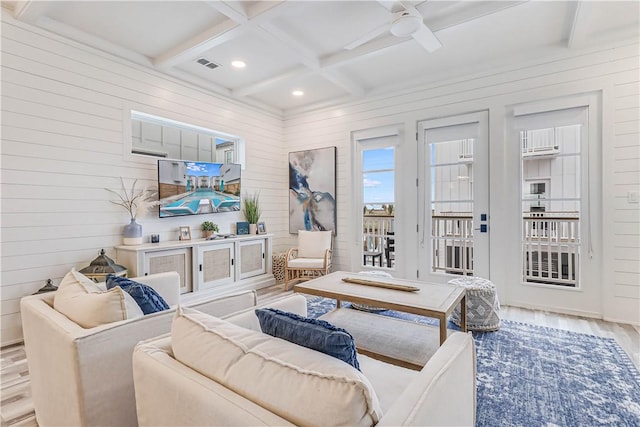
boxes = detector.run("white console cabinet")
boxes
[116,234,274,301]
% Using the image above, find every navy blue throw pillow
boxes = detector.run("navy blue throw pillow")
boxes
[255,308,360,370]
[106,275,170,315]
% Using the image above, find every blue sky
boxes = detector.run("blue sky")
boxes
[186,161,221,176]
[363,148,394,205]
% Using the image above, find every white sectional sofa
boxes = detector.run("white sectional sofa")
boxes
[20,271,259,427]
[133,294,477,426]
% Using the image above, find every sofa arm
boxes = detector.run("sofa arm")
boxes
[131,271,180,306]
[377,332,476,427]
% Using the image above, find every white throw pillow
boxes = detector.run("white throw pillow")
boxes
[53,269,143,328]
[172,306,382,427]
[297,230,332,259]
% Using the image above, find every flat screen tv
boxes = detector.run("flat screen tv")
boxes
[157,159,241,218]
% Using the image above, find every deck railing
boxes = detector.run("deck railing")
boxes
[431,214,474,275]
[521,129,560,155]
[362,215,394,267]
[429,211,580,286]
[522,212,579,287]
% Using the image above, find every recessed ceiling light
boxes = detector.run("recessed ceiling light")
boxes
[231,60,246,68]
[292,90,304,96]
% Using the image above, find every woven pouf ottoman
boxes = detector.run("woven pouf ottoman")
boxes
[448,276,500,331]
[272,252,287,284]
[350,271,392,312]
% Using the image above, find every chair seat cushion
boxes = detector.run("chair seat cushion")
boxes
[172,306,382,427]
[287,258,326,268]
[255,308,359,370]
[53,269,143,328]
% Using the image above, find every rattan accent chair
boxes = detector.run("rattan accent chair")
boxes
[284,230,333,290]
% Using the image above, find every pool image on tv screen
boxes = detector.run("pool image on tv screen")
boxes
[157,160,241,218]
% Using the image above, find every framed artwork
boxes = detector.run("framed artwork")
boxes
[257,222,267,234]
[289,146,336,234]
[236,221,250,235]
[179,226,191,241]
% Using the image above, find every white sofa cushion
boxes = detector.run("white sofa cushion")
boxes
[53,269,143,328]
[172,306,382,427]
[297,230,332,258]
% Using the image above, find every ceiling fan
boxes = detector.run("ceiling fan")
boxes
[345,2,442,53]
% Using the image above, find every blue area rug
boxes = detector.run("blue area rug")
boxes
[305,296,640,426]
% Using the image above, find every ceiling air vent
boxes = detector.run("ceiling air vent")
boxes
[195,57,220,70]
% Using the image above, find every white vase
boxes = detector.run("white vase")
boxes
[123,218,143,245]
[249,224,258,235]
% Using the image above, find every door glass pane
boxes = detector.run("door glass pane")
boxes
[430,139,474,275]
[521,124,581,287]
[362,148,395,268]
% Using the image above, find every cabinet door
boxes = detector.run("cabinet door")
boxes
[238,239,266,280]
[141,122,163,150]
[144,248,192,294]
[181,129,198,161]
[197,242,235,290]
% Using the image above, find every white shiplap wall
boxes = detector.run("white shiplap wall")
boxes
[0,13,286,346]
[609,77,640,323]
[283,41,640,324]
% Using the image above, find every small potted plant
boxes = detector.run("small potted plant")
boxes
[201,221,219,238]
[242,192,262,234]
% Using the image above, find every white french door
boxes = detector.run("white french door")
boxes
[417,111,490,283]
[507,99,602,316]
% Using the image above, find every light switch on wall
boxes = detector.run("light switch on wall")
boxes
[628,191,639,203]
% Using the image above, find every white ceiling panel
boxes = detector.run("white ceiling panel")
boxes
[247,73,350,111]
[269,1,391,57]
[2,0,637,113]
[175,29,303,89]
[45,1,227,58]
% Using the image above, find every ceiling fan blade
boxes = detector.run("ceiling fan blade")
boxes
[345,23,390,50]
[411,24,442,53]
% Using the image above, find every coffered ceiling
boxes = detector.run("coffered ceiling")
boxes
[2,1,638,115]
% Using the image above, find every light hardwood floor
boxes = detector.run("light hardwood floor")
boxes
[1,285,638,426]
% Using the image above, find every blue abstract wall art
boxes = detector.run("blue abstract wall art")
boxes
[289,147,336,234]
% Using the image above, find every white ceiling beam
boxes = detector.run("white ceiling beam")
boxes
[319,70,366,97]
[204,1,248,23]
[567,1,592,49]
[246,0,290,24]
[153,19,242,69]
[257,22,321,70]
[322,34,405,69]
[153,1,290,70]
[13,0,49,24]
